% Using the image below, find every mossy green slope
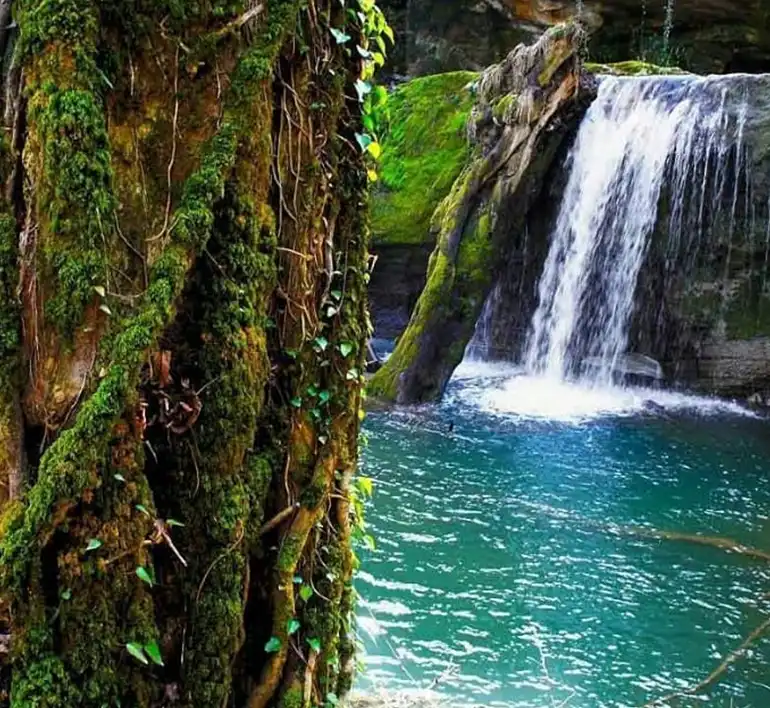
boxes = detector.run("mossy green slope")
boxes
[584,60,688,76]
[372,71,478,246]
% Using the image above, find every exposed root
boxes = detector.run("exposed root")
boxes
[247,454,334,708]
[259,503,299,536]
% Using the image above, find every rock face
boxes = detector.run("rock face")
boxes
[477,72,770,399]
[380,0,770,76]
[369,25,596,402]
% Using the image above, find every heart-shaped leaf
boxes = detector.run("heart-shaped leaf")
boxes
[85,538,103,553]
[287,619,301,636]
[307,637,321,653]
[126,642,148,665]
[299,585,313,602]
[330,27,351,44]
[264,637,282,653]
[338,342,355,358]
[144,640,164,666]
[355,133,373,152]
[136,567,153,587]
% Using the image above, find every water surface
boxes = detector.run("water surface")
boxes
[357,369,770,707]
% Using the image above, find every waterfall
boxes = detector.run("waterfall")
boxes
[663,0,676,58]
[521,76,749,386]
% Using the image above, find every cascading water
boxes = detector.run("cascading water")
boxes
[522,75,749,387]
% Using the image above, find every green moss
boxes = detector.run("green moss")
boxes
[370,163,497,402]
[277,684,303,708]
[371,71,478,247]
[584,60,688,76]
[492,94,518,122]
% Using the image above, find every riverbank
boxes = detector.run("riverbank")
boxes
[350,689,453,707]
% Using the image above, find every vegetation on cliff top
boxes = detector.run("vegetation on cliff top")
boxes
[372,71,478,246]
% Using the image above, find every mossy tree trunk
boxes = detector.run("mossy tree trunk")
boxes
[0,1,379,706]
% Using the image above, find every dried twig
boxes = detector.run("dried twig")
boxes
[642,616,770,707]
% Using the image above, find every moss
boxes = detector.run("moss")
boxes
[370,163,497,402]
[276,683,303,708]
[537,29,575,87]
[371,71,478,247]
[584,60,688,76]
[3,1,301,703]
[492,93,518,122]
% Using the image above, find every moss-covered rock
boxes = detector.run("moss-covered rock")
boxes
[584,60,689,76]
[370,25,596,403]
[372,71,478,246]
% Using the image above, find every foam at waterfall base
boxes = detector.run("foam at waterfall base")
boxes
[449,361,755,423]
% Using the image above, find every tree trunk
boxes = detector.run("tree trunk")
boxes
[0,1,381,705]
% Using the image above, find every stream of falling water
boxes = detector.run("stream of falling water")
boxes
[663,0,676,57]
[522,76,748,387]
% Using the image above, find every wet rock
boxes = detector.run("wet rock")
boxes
[370,25,595,403]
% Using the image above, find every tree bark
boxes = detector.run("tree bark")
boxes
[0,1,377,705]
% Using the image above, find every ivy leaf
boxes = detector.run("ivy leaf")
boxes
[313,336,329,352]
[293,575,304,584]
[264,637,282,653]
[355,132,373,152]
[318,390,331,405]
[356,45,371,58]
[307,637,322,653]
[85,538,103,553]
[357,476,374,498]
[326,692,340,707]
[299,585,314,602]
[126,642,148,665]
[346,368,360,381]
[60,588,72,601]
[135,504,150,517]
[287,619,301,636]
[331,290,342,301]
[329,27,351,44]
[354,79,372,102]
[166,518,185,527]
[94,285,106,298]
[367,169,379,183]
[338,341,355,358]
[366,141,382,159]
[144,640,164,666]
[99,303,112,316]
[113,473,126,483]
[290,397,303,408]
[136,567,153,587]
